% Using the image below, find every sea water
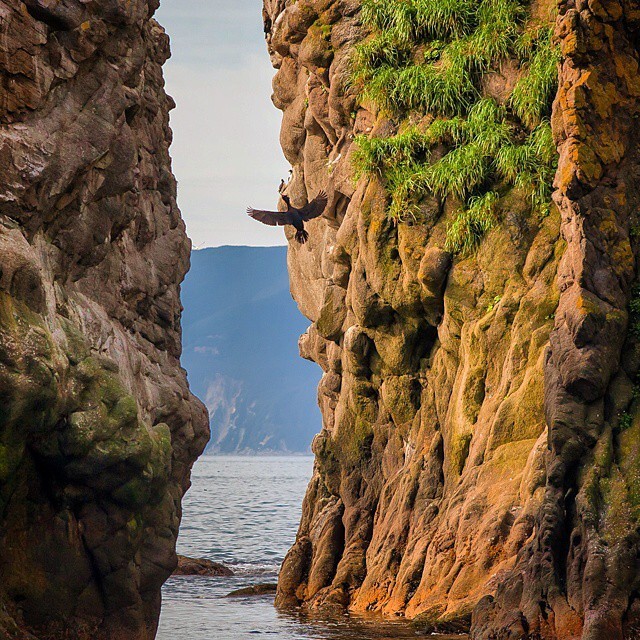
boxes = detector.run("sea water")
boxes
[157,456,453,640]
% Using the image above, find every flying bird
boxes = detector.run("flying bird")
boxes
[247,191,328,244]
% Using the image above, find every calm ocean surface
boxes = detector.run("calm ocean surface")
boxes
[157,456,430,640]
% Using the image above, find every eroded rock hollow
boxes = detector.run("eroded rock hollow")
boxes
[0,2,209,638]
[264,0,640,637]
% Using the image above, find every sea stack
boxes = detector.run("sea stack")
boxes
[264,0,640,637]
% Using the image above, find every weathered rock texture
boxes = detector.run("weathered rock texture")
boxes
[264,0,640,637]
[474,2,640,638]
[0,2,209,639]
[174,555,233,577]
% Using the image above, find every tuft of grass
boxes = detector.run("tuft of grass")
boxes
[386,162,431,221]
[413,0,477,40]
[353,101,557,228]
[445,191,499,254]
[352,126,432,179]
[423,99,513,200]
[353,0,530,117]
[426,144,490,200]
[495,121,556,214]
[511,27,560,127]
[487,295,502,312]
[361,0,477,43]
[350,31,411,80]
[358,56,477,116]
[466,0,525,64]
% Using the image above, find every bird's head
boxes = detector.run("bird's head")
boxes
[281,194,291,207]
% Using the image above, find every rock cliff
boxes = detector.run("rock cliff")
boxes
[0,2,208,639]
[264,0,640,637]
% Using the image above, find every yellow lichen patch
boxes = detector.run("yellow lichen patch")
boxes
[614,52,640,98]
[600,469,635,545]
[617,413,640,521]
[573,141,604,185]
[588,0,623,21]
[584,72,618,120]
[487,367,546,452]
[555,146,577,192]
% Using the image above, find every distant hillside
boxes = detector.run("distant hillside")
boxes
[181,246,321,453]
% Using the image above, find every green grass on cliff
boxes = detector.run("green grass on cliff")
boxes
[350,0,560,252]
[445,191,499,253]
[353,100,556,248]
[511,26,560,127]
[361,0,476,41]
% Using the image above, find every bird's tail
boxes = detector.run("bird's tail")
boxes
[295,229,309,244]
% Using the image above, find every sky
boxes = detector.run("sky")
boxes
[155,0,290,247]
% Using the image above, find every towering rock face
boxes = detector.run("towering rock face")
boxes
[0,2,209,639]
[264,0,640,637]
[475,3,640,638]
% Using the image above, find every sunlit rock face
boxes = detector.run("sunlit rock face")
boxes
[0,2,209,638]
[264,0,640,636]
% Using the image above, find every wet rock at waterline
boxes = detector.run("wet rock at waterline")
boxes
[174,556,234,578]
[226,584,279,598]
[0,1,209,638]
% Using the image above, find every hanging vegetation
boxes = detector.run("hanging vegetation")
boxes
[349,0,560,253]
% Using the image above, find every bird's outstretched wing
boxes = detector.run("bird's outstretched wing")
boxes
[247,208,292,227]
[300,191,328,221]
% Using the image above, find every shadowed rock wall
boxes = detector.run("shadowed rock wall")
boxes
[264,0,640,636]
[0,2,209,638]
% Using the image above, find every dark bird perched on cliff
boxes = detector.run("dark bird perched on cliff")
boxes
[247,191,328,244]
